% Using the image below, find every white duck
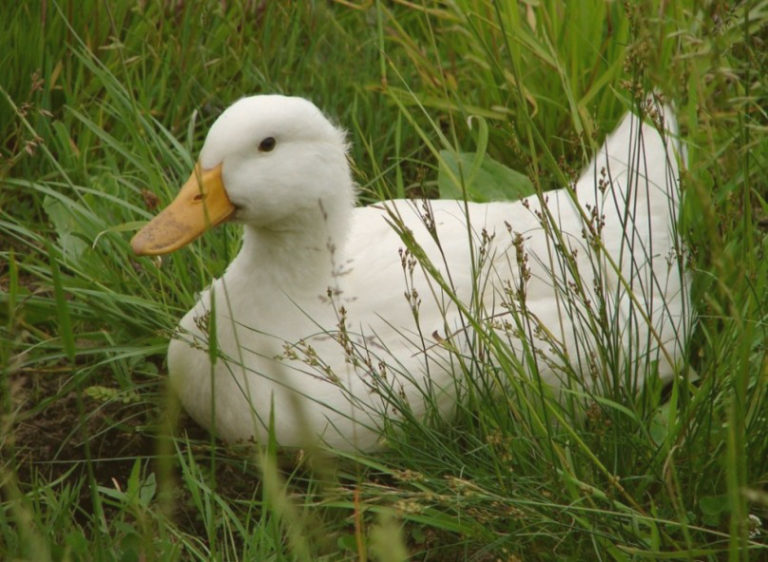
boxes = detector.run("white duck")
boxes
[132,95,689,452]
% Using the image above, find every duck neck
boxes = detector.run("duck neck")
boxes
[230,198,351,295]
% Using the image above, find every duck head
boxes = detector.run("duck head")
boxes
[131,95,352,256]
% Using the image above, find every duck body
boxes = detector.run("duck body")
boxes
[133,96,688,452]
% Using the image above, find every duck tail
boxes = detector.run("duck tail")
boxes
[593,93,686,230]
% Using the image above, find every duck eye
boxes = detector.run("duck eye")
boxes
[258,137,276,152]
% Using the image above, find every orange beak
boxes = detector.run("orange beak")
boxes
[131,163,235,256]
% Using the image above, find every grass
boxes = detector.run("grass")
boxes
[1,0,766,559]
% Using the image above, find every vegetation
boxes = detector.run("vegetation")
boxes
[1,1,766,559]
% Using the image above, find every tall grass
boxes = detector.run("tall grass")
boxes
[1,1,766,560]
